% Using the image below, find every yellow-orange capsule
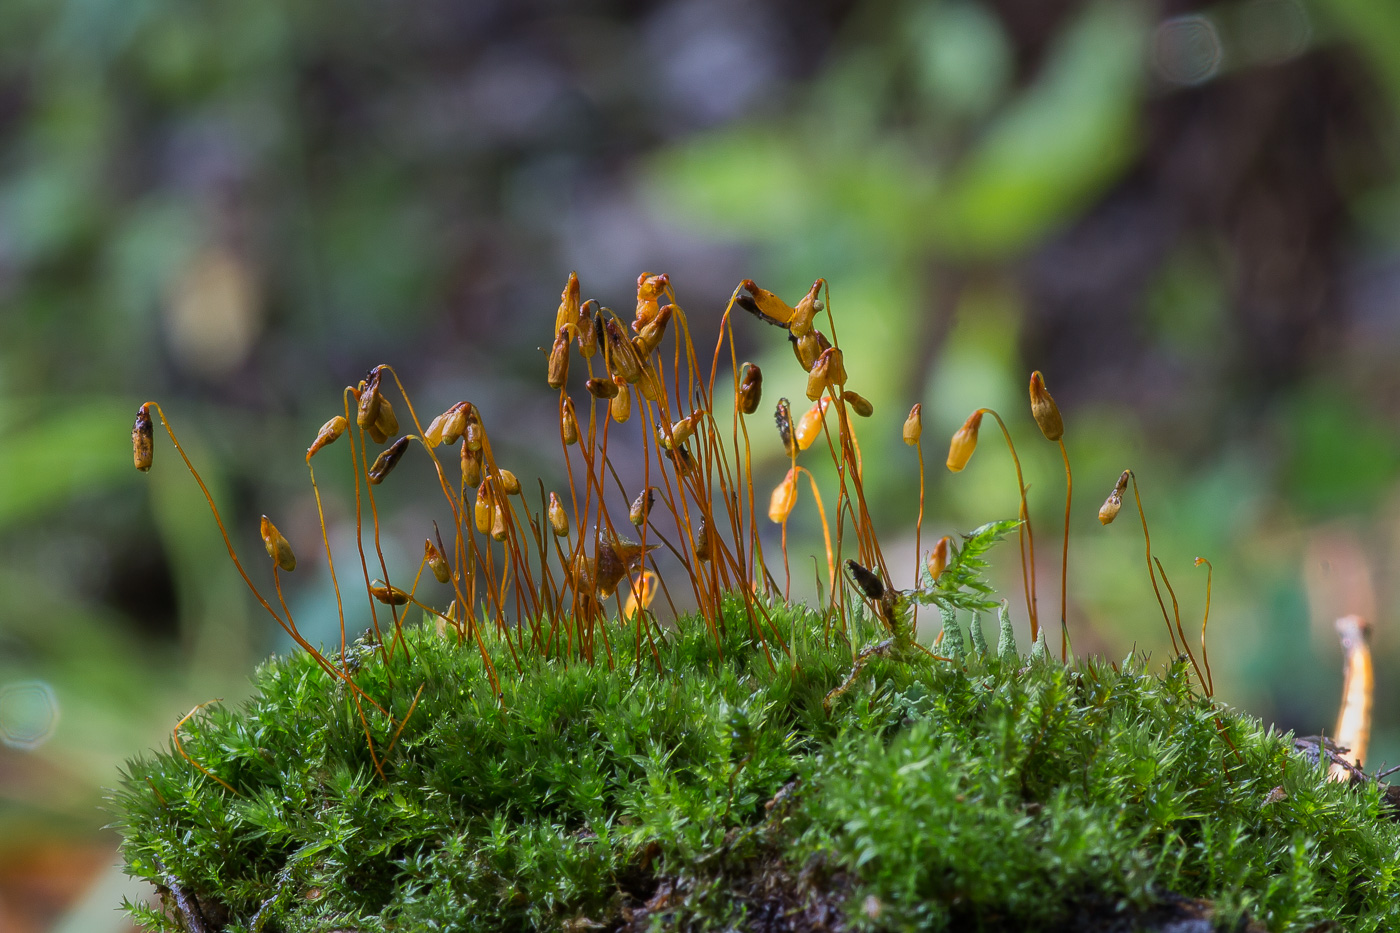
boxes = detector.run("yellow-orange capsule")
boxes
[635,303,672,356]
[464,413,484,452]
[610,382,631,423]
[260,515,297,572]
[441,403,471,446]
[132,403,154,472]
[368,436,409,485]
[789,280,824,338]
[307,415,348,460]
[793,332,822,372]
[461,442,483,487]
[1099,470,1130,525]
[578,299,600,358]
[775,398,795,457]
[842,391,873,418]
[636,366,659,402]
[548,492,569,537]
[695,518,712,562]
[370,579,410,606]
[947,410,982,472]
[659,413,698,450]
[927,535,951,583]
[423,411,448,447]
[561,398,579,445]
[424,539,451,584]
[498,468,521,496]
[623,570,659,621]
[805,347,846,401]
[629,487,654,527]
[768,468,798,523]
[603,318,642,384]
[356,367,384,429]
[737,279,796,328]
[795,397,832,451]
[555,271,580,338]
[373,396,399,439]
[634,272,669,330]
[586,377,618,400]
[902,403,923,447]
[738,362,762,415]
[547,327,571,390]
[474,481,493,534]
[1029,371,1064,442]
[490,501,508,541]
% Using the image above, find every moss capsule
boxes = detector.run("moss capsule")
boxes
[424,539,451,584]
[1029,371,1064,442]
[368,436,409,485]
[548,492,569,538]
[132,403,154,472]
[841,391,873,418]
[260,515,296,572]
[768,468,797,524]
[307,415,348,460]
[902,404,923,447]
[547,327,571,390]
[629,487,654,527]
[946,410,982,472]
[369,579,410,606]
[738,362,762,415]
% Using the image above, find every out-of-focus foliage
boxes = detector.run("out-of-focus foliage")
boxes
[4,0,1400,889]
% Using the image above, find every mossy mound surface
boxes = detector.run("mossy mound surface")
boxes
[117,603,1400,931]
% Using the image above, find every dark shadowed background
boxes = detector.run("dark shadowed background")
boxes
[3,0,1400,928]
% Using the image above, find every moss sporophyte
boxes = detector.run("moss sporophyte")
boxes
[118,275,1400,932]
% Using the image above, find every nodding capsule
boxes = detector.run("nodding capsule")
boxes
[768,468,797,524]
[548,492,569,537]
[356,367,384,429]
[610,382,631,423]
[902,403,923,447]
[845,560,884,601]
[260,515,297,572]
[460,442,483,487]
[474,481,493,534]
[373,396,399,439]
[737,279,795,328]
[547,327,571,390]
[603,318,642,384]
[946,410,982,472]
[424,539,451,584]
[132,403,154,472]
[498,468,521,496]
[308,415,348,460]
[658,413,699,451]
[1099,470,1130,525]
[578,300,601,358]
[788,280,824,337]
[586,377,619,400]
[667,445,698,478]
[490,501,508,541]
[792,330,830,372]
[738,362,762,415]
[795,397,832,451]
[629,487,655,527]
[370,579,410,606]
[841,391,873,418]
[805,347,847,401]
[775,398,795,457]
[561,398,579,445]
[368,436,409,485]
[1029,371,1064,442]
[635,303,673,356]
[434,402,470,447]
[464,411,484,452]
[695,518,712,563]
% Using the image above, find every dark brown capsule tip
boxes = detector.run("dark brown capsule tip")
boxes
[368,436,410,485]
[586,377,620,399]
[845,560,884,601]
[132,403,154,472]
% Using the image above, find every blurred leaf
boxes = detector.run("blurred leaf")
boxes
[0,400,139,528]
[931,1,1148,257]
[1314,0,1400,111]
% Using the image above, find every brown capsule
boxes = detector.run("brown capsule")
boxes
[490,502,508,541]
[789,280,824,338]
[367,421,391,446]
[440,402,471,446]
[805,347,846,401]
[946,410,983,472]
[629,487,655,527]
[603,318,642,384]
[561,398,579,445]
[368,436,409,485]
[845,560,884,601]
[610,382,631,423]
[738,362,763,415]
[260,515,296,573]
[461,442,483,487]
[1099,470,1130,525]
[373,396,399,439]
[667,445,698,478]
[424,539,451,584]
[498,468,521,496]
[635,366,659,402]
[635,303,673,356]
[902,403,923,447]
[635,272,669,316]
[473,481,493,534]
[768,468,798,524]
[1029,371,1064,442]
[547,327,571,390]
[132,403,154,472]
[737,279,796,328]
[356,368,383,429]
[695,518,712,563]
[555,271,580,338]
[842,391,873,418]
[586,377,619,400]
[795,397,831,451]
[775,398,795,457]
[927,535,952,582]
[548,492,569,538]
[578,300,601,358]
[369,579,410,606]
[307,415,348,460]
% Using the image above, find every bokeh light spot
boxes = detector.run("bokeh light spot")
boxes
[1153,15,1223,86]
[0,680,60,750]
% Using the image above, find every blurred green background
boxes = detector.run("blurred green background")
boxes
[4,0,1400,926]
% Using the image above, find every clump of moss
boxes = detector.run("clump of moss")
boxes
[117,600,1400,932]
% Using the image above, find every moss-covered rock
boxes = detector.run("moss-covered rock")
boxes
[117,601,1400,932]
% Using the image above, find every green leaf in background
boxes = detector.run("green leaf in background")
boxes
[0,399,140,528]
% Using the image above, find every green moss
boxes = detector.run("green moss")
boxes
[115,598,1400,932]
